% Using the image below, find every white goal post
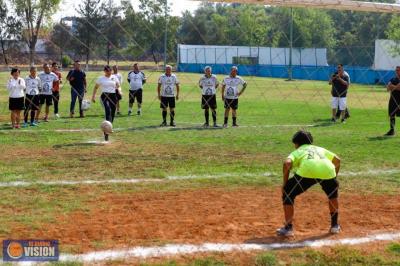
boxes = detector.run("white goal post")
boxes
[194,0,400,13]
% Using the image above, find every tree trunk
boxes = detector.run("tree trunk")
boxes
[0,38,8,66]
[29,41,36,66]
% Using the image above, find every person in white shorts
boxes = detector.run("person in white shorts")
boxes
[329,64,349,123]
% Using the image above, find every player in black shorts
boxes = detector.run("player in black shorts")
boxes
[157,65,180,127]
[385,66,400,136]
[199,66,219,127]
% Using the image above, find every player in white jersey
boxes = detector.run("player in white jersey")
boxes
[127,63,146,116]
[112,65,123,115]
[199,66,219,127]
[157,65,180,127]
[38,63,59,122]
[221,66,247,128]
[24,67,42,127]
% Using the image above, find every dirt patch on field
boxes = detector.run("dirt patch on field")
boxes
[5,187,397,254]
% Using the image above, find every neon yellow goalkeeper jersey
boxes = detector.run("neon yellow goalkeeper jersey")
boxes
[288,144,337,179]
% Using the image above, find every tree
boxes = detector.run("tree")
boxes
[74,0,103,68]
[12,0,61,65]
[100,0,123,64]
[0,0,22,65]
[47,21,72,64]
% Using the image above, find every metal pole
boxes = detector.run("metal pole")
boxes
[163,0,168,68]
[288,7,293,81]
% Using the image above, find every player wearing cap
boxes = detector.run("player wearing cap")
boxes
[199,66,219,127]
[221,66,247,128]
[276,130,341,237]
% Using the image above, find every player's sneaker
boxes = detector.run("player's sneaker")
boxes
[276,225,294,237]
[70,113,74,118]
[170,121,176,127]
[128,110,132,116]
[22,123,28,128]
[329,224,341,234]
[213,123,218,128]
[385,129,395,136]
[15,124,21,129]
[331,118,336,123]
[117,111,121,115]
[54,113,60,119]
[137,110,141,116]
[341,119,346,123]
[203,123,209,128]
[30,122,38,127]
[223,123,228,128]
[43,116,49,122]
[160,121,167,127]
[232,123,239,127]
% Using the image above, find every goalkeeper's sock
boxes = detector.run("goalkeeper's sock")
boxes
[330,212,339,226]
[204,110,209,124]
[162,110,167,122]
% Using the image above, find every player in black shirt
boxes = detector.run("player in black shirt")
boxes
[385,66,400,136]
[329,64,349,123]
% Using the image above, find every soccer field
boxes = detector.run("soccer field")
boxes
[0,70,399,265]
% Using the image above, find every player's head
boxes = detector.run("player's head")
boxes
[204,66,212,76]
[73,60,81,70]
[51,62,58,71]
[29,66,37,77]
[133,63,139,72]
[230,66,238,77]
[43,63,50,73]
[165,65,172,75]
[337,64,344,74]
[292,130,313,148]
[112,65,118,73]
[11,67,20,78]
[104,65,112,76]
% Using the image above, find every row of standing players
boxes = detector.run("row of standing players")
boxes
[90,64,248,129]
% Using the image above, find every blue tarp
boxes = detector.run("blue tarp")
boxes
[177,64,395,85]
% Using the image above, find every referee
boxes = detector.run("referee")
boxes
[277,130,341,237]
[385,66,400,136]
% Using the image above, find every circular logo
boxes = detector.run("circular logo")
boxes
[7,241,23,259]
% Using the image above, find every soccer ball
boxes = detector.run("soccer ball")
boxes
[82,99,91,111]
[101,120,113,134]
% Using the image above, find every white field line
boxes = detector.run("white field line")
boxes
[17,231,400,265]
[0,169,398,188]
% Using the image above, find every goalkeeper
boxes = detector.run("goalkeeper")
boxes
[276,130,341,237]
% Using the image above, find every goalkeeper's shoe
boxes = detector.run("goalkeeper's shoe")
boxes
[329,224,341,234]
[276,224,294,237]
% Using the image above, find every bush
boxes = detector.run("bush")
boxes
[61,55,72,68]
[255,252,277,266]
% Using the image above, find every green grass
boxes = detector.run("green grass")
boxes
[0,70,399,263]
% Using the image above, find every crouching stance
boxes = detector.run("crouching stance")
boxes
[277,130,341,237]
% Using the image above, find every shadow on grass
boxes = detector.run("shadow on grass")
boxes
[53,142,106,149]
[311,118,336,128]
[368,135,395,141]
[125,125,223,132]
[245,232,332,247]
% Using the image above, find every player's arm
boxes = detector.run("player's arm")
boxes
[238,81,247,96]
[199,79,203,89]
[282,158,293,188]
[91,84,100,103]
[142,72,147,85]
[176,83,180,100]
[332,156,341,176]
[157,83,162,100]
[116,81,122,95]
[221,84,226,100]
[337,76,348,86]
[84,75,87,93]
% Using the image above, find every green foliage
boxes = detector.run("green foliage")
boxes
[388,243,400,255]
[255,252,277,266]
[61,54,72,67]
